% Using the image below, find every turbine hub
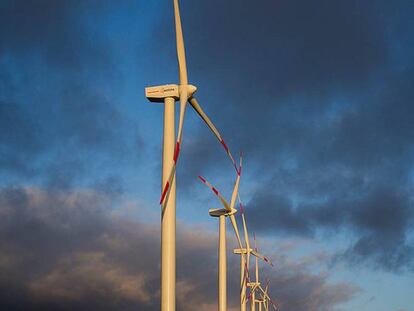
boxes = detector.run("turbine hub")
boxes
[181,84,197,98]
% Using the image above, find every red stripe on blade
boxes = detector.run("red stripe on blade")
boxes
[220,139,229,153]
[173,142,180,163]
[198,176,206,183]
[160,182,170,204]
[212,187,219,195]
[240,202,244,214]
[264,257,273,266]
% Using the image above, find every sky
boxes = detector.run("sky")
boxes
[0,0,413,310]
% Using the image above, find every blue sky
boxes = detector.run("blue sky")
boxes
[1,1,413,311]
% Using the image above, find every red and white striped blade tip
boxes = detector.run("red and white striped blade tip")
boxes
[264,257,274,267]
[160,181,170,204]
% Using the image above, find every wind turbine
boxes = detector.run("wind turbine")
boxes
[198,156,244,311]
[248,233,265,311]
[261,279,271,311]
[249,273,279,311]
[256,279,270,311]
[236,200,273,311]
[256,280,279,311]
[145,1,237,310]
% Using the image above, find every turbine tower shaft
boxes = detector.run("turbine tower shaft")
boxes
[161,97,176,311]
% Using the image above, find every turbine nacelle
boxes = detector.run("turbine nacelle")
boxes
[233,248,249,255]
[209,207,237,217]
[247,281,260,287]
[145,84,197,103]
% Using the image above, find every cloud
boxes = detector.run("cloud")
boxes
[0,0,114,71]
[0,101,43,177]
[0,186,357,311]
[156,0,414,273]
[246,178,414,272]
[0,1,146,191]
[0,83,137,190]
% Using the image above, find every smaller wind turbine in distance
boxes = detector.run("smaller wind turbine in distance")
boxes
[257,279,279,311]
[198,156,244,311]
[247,233,263,311]
[248,273,279,311]
[250,273,279,311]
[255,279,270,311]
[262,279,271,311]
[236,199,273,311]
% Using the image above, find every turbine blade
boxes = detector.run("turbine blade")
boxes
[246,244,251,284]
[240,196,251,276]
[176,88,188,145]
[241,260,252,304]
[239,198,251,253]
[159,163,177,208]
[173,0,188,85]
[159,89,189,209]
[189,97,238,172]
[198,176,230,210]
[229,214,243,249]
[254,232,257,250]
[159,0,192,208]
[269,299,278,311]
[243,284,252,304]
[243,260,251,285]
[255,250,259,283]
[258,285,270,300]
[229,155,242,211]
[251,250,274,267]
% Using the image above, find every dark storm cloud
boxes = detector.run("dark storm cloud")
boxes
[0,186,159,311]
[0,101,42,177]
[264,252,359,311]
[173,0,412,170]
[182,0,389,97]
[166,0,402,181]
[0,1,142,189]
[341,187,414,271]
[156,0,414,272]
[0,83,133,189]
[0,186,356,311]
[240,68,414,271]
[246,179,414,272]
[0,0,113,70]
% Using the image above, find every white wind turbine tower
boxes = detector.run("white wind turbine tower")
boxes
[145,1,237,310]
[198,156,244,311]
